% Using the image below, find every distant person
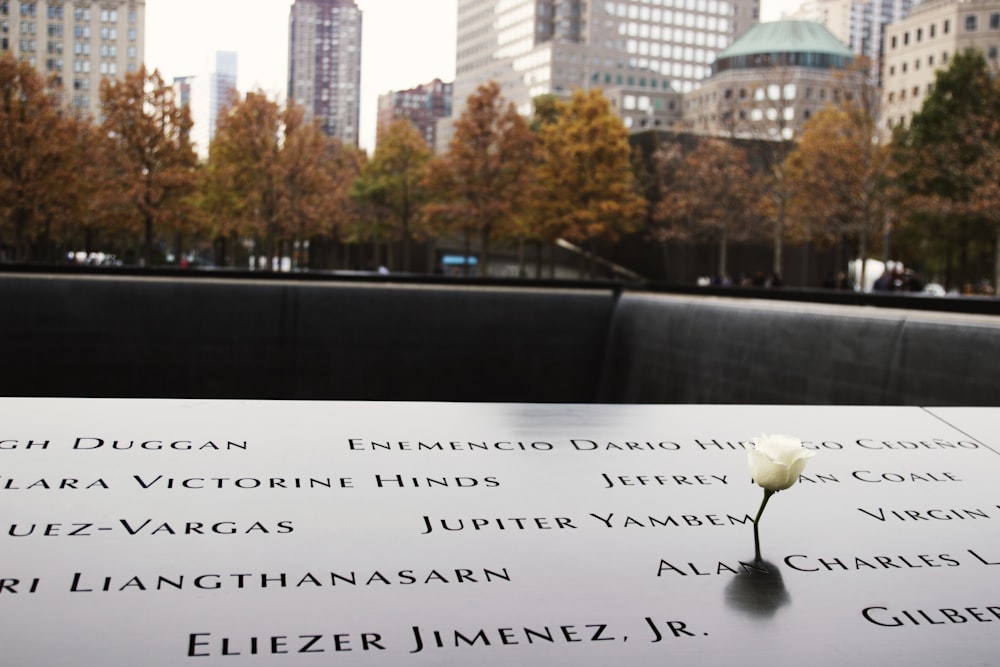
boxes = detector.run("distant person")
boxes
[873,269,891,291]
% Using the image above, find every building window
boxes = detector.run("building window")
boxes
[991,13,1000,29]
[944,19,950,34]
[916,28,922,41]
[903,31,909,44]
[989,46,998,59]
[966,15,977,31]
[930,24,936,37]
[891,35,896,48]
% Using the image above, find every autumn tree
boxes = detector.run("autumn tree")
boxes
[278,106,362,269]
[0,54,85,261]
[892,50,1000,291]
[785,65,892,287]
[653,137,765,280]
[204,91,361,269]
[99,67,198,266]
[351,118,432,271]
[202,90,282,266]
[714,63,800,276]
[423,81,539,276]
[49,117,112,257]
[534,88,645,278]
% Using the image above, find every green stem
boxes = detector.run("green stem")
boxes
[752,489,776,563]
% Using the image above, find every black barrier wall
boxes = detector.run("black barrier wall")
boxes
[2,272,999,405]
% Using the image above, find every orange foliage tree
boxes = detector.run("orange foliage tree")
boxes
[203,91,360,269]
[423,81,540,276]
[653,138,766,280]
[99,67,199,265]
[351,118,432,272]
[0,54,87,261]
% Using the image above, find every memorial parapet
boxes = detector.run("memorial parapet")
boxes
[3,400,999,665]
[3,272,1000,405]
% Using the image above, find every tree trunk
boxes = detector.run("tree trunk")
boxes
[517,237,526,279]
[479,227,491,278]
[401,215,411,273]
[858,233,869,291]
[995,227,1000,298]
[463,230,472,277]
[174,231,183,266]
[13,208,29,263]
[661,240,669,282]
[772,205,784,278]
[719,230,729,281]
[588,235,597,279]
[144,215,155,267]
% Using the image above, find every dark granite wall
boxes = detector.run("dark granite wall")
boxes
[2,273,998,405]
[0,275,616,402]
[599,293,1000,405]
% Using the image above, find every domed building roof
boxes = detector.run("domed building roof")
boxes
[712,20,853,75]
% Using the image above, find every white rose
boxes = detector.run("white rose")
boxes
[747,434,815,491]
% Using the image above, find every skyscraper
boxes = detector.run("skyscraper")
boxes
[1,0,145,118]
[881,0,1000,130]
[210,51,237,144]
[449,0,759,134]
[376,78,453,150]
[288,0,362,145]
[786,0,913,80]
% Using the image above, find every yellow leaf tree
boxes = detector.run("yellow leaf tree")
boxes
[351,118,432,272]
[786,82,892,287]
[535,88,645,277]
[202,90,283,267]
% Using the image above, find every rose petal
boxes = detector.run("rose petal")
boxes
[756,434,806,466]
[748,434,815,491]
[748,448,792,490]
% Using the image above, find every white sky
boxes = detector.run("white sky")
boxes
[145,0,799,153]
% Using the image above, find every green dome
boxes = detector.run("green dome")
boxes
[713,20,854,74]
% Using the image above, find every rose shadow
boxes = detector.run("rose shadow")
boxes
[723,559,791,619]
